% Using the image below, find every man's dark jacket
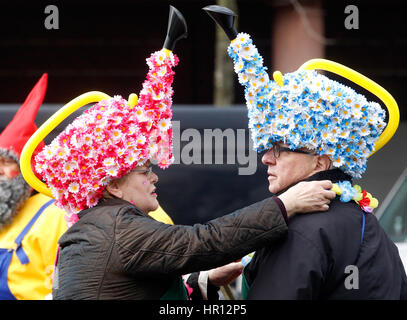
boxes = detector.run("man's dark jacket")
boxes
[244,169,407,299]
[53,196,287,300]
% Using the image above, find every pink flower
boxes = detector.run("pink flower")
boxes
[65,213,79,227]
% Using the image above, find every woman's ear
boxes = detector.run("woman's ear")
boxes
[105,180,123,199]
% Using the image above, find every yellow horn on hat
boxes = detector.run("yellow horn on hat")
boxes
[273,71,284,87]
[20,91,111,197]
[128,93,138,109]
[299,58,399,157]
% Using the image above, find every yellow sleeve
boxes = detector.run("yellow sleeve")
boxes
[148,205,174,225]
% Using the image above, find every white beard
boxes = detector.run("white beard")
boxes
[0,174,31,230]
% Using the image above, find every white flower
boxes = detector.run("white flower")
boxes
[154,50,167,66]
[100,176,109,186]
[50,140,60,151]
[116,148,126,157]
[234,60,245,73]
[43,147,54,160]
[239,44,256,60]
[136,135,146,145]
[152,91,165,101]
[245,66,256,74]
[246,98,257,111]
[325,146,336,157]
[249,78,262,91]
[72,116,88,129]
[309,82,322,93]
[157,67,167,77]
[360,125,371,136]
[111,129,122,140]
[338,129,350,139]
[235,33,251,45]
[134,107,147,121]
[238,72,249,84]
[167,51,175,66]
[320,130,332,141]
[83,148,97,159]
[148,143,158,157]
[35,162,45,174]
[339,107,352,119]
[367,110,383,126]
[139,87,150,96]
[332,156,344,168]
[103,157,116,167]
[63,162,77,174]
[69,205,81,215]
[51,188,61,200]
[342,86,355,98]
[323,108,334,117]
[125,152,138,165]
[257,73,269,85]
[106,165,119,177]
[351,108,362,119]
[127,124,138,135]
[157,101,168,111]
[70,134,80,148]
[68,182,80,194]
[158,118,171,132]
[111,115,122,125]
[328,136,339,144]
[343,96,354,108]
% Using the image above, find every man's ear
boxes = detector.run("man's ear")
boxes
[105,180,123,199]
[315,154,332,172]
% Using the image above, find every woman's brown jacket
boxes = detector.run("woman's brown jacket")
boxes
[53,197,287,299]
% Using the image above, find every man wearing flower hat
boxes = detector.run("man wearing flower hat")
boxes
[204,5,407,299]
[0,74,68,300]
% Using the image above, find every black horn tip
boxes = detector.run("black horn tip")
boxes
[202,5,237,17]
[163,5,188,51]
[202,5,238,41]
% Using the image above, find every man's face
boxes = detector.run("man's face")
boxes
[0,155,31,228]
[262,143,320,194]
[0,156,20,181]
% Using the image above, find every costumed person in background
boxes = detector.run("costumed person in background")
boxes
[0,74,67,300]
[204,5,407,299]
[20,6,335,300]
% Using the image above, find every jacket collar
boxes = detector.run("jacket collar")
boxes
[78,197,148,219]
[304,169,352,184]
[276,169,352,196]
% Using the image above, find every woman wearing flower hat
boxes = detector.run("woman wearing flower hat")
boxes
[23,6,335,300]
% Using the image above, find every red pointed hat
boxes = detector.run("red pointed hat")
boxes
[0,74,47,161]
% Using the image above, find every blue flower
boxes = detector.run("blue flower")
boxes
[337,181,355,202]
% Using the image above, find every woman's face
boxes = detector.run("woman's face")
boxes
[114,162,159,213]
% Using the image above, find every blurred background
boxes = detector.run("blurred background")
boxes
[0,0,406,225]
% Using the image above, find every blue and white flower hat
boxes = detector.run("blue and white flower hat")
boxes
[228,32,399,179]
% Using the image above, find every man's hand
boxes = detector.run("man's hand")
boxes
[208,262,244,287]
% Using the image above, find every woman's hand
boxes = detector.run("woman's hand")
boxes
[208,262,244,287]
[278,180,336,217]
